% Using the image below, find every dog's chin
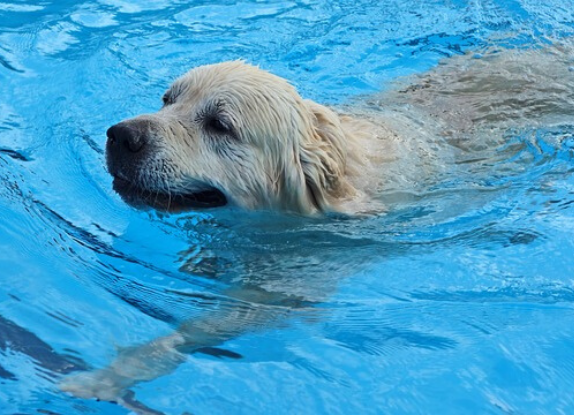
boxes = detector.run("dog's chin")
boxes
[112,177,227,212]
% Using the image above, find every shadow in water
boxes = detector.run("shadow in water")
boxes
[0,314,88,380]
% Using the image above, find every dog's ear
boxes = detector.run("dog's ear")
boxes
[299,101,348,211]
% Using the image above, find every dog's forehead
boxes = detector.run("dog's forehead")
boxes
[172,61,296,104]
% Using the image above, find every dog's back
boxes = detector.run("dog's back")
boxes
[339,42,574,211]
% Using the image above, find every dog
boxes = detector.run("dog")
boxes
[105,60,445,217]
[62,43,574,411]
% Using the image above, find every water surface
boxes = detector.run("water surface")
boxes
[1,1,574,414]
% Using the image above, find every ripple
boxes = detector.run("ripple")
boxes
[326,320,457,356]
[71,10,118,29]
[411,286,574,305]
[98,0,180,14]
[0,148,30,161]
[0,314,88,377]
[0,44,25,73]
[0,3,44,12]
[36,22,80,56]
[0,51,23,73]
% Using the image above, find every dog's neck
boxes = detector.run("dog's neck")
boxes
[298,103,386,216]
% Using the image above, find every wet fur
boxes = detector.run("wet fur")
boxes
[107,61,412,215]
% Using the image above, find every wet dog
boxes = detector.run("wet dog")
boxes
[105,61,442,216]
[62,43,574,411]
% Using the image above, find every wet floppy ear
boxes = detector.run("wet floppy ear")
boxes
[299,101,348,211]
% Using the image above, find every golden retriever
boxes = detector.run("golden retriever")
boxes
[105,60,443,216]
[61,44,574,411]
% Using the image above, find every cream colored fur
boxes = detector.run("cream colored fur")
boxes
[117,61,425,216]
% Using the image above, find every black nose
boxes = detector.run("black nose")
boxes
[106,122,147,153]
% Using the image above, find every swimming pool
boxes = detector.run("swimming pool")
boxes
[1,0,574,413]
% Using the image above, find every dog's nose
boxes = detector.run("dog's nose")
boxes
[107,122,147,153]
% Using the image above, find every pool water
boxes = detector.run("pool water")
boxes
[2,0,574,414]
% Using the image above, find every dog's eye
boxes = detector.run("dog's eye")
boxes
[162,92,174,106]
[205,117,232,135]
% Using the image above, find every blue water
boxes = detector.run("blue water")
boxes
[2,1,574,414]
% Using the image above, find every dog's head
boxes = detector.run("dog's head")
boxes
[106,61,350,215]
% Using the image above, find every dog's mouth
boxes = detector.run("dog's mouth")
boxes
[112,176,228,212]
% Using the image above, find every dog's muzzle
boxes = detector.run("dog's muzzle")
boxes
[105,119,227,211]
